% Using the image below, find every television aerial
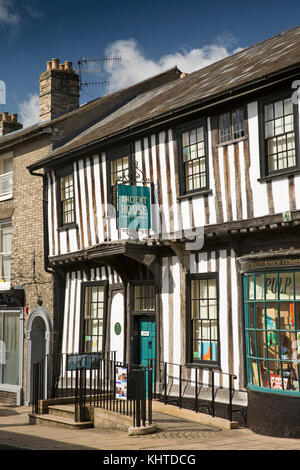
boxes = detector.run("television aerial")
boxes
[77,57,121,90]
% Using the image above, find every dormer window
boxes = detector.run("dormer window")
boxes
[219,108,245,144]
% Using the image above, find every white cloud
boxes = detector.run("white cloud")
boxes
[18,93,39,128]
[0,0,20,25]
[104,37,242,94]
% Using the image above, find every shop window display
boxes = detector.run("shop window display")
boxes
[244,271,300,394]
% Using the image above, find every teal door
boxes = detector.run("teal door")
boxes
[139,316,156,368]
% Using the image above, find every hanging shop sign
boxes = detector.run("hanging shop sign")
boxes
[118,184,151,230]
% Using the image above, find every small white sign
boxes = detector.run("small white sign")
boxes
[141,331,150,337]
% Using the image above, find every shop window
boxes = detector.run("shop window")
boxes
[244,272,300,394]
[219,108,245,144]
[0,310,21,386]
[179,120,209,195]
[259,94,299,176]
[187,274,219,364]
[81,282,107,353]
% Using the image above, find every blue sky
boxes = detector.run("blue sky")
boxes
[1,0,300,127]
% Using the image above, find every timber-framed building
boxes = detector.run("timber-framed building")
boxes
[29,27,300,437]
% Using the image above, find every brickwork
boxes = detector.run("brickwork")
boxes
[39,59,79,121]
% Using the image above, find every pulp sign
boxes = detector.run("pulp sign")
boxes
[118,184,151,230]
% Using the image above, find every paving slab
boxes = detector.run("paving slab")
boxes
[0,404,299,452]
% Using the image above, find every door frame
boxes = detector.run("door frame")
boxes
[129,280,157,366]
[26,306,53,405]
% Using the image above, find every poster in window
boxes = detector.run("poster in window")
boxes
[115,366,128,400]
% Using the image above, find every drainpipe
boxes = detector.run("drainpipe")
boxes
[28,167,65,394]
[27,168,54,276]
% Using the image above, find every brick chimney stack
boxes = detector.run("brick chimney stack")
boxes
[39,58,80,122]
[0,112,23,136]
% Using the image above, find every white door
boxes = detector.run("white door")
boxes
[110,292,124,363]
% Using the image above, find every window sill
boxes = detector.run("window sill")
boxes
[185,362,221,370]
[57,223,78,232]
[177,189,213,201]
[0,194,12,202]
[258,168,300,182]
[216,136,248,148]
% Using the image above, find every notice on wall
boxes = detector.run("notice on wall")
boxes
[115,366,128,400]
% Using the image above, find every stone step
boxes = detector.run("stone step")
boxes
[29,412,93,430]
[48,404,76,419]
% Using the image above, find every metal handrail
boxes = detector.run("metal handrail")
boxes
[150,359,239,422]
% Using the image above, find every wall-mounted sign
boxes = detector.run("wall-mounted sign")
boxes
[239,257,300,272]
[114,322,122,336]
[115,366,128,400]
[66,353,100,370]
[118,184,151,230]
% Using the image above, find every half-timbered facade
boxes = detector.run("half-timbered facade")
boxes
[29,27,300,437]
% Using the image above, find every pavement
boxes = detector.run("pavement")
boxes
[0,403,299,457]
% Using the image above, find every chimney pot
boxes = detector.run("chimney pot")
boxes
[59,63,65,70]
[47,61,52,71]
[64,61,73,71]
[52,58,59,69]
[11,113,18,122]
[2,112,8,121]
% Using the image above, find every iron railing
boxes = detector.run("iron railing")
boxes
[149,360,247,425]
[73,357,153,427]
[31,353,247,427]
[32,352,153,429]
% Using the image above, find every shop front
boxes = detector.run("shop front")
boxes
[241,256,300,437]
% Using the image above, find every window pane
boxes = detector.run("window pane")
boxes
[219,112,231,142]
[111,156,129,185]
[265,104,274,121]
[83,285,105,352]
[274,100,284,118]
[191,277,218,362]
[232,109,244,139]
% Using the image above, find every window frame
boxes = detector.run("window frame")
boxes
[244,270,300,396]
[186,272,220,367]
[106,144,133,207]
[0,219,12,288]
[56,166,76,229]
[218,107,246,145]
[0,156,13,201]
[79,280,108,354]
[259,90,300,178]
[177,118,210,197]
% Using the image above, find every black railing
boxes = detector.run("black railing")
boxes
[32,360,45,415]
[149,360,247,425]
[73,357,153,427]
